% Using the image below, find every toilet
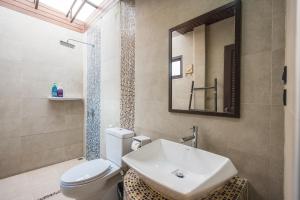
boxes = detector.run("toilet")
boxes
[60,128,134,200]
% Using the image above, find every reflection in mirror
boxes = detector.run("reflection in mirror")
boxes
[171,16,235,113]
[171,56,183,79]
[169,1,241,117]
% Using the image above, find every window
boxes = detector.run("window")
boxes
[39,0,74,14]
[39,0,105,22]
[0,0,112,33]
[172,56,183,79]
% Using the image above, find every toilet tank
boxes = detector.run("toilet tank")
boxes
[105,128,134,167]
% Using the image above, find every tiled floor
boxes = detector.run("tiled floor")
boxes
[0,158,85,200]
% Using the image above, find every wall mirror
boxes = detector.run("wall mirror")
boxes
[168,0,241,118]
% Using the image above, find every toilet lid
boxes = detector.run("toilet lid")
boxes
[61,159,111,186]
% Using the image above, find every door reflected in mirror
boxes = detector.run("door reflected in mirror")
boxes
[169,1,241,117]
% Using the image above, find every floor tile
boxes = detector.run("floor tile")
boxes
[0,158,85,200]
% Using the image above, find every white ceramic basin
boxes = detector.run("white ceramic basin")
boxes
[122,139,237,200]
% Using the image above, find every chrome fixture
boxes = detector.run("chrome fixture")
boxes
[60,39,95,49]
[179,126,198,148]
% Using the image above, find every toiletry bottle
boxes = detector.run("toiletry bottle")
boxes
[51,83,58,97]
[57,87,63,97]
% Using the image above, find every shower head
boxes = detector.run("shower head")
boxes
[60,39,94,49]
[60,40,75,48]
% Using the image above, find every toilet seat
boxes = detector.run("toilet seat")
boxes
[61,159,112,187]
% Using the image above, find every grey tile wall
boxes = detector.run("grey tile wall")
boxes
[86,19,102,160]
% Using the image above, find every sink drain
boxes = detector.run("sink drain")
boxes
[172,169,185,178]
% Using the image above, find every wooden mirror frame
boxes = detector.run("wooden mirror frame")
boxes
[168,0,241,118]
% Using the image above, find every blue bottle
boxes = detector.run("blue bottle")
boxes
[51,83,58,97]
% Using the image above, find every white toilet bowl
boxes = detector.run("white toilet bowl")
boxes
[60,159,121,200]
[60,128,134,200]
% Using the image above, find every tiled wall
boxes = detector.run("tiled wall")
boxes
[134,0,285,199]
[83,3,122,158]
[85,20,101,160]
[83,1,135,158]
[120,0,136,130]
[0,7,84,178]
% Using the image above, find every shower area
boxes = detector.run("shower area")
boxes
[0,0,133,183]
[0,0,125,198]
[0,0,135,198]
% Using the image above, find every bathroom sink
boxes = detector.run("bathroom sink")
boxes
[122,139,237,200]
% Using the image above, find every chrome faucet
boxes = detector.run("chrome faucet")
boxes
[179,126,198,148]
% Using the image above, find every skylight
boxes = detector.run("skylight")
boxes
[39,0,105,22]
[88,0,104,5]
[39,0,74,14]
[76,3,96,21]
[0,0,116,32]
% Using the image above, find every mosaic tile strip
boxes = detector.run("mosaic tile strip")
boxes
[124,169,248,200]
[86,19,102,160]
[120,0,136,130]
[37,190,61,200]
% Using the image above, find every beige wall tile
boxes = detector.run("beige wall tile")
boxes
[65,114,83,129]
[135,0,285,199]
[272,0,286,15]
[225,104,271,157]
[271,49,285,105]
[20,79,51,98]
[21,132,64,154]
[272,0,286,51]
[64,143,83,160]
[21,114,67,136]
[267,157,284,200]
[241,0,272,55]
[0,98,22,120]
[0,137,22,158]
[63,129,83,146]
[0,118,21,139]
[272,13,285,51]
[46,116,67,134]
[0,37,25,62]
[21,98,66,118]
[0,80,21,98]
[65,101,84,115]
[21,147,66,172]
[21,116,47,136]
[0,156,22,180]
[241,52,271,105]
[0,6,84,177]
[270,106,284,152]
[228,148,270,200]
